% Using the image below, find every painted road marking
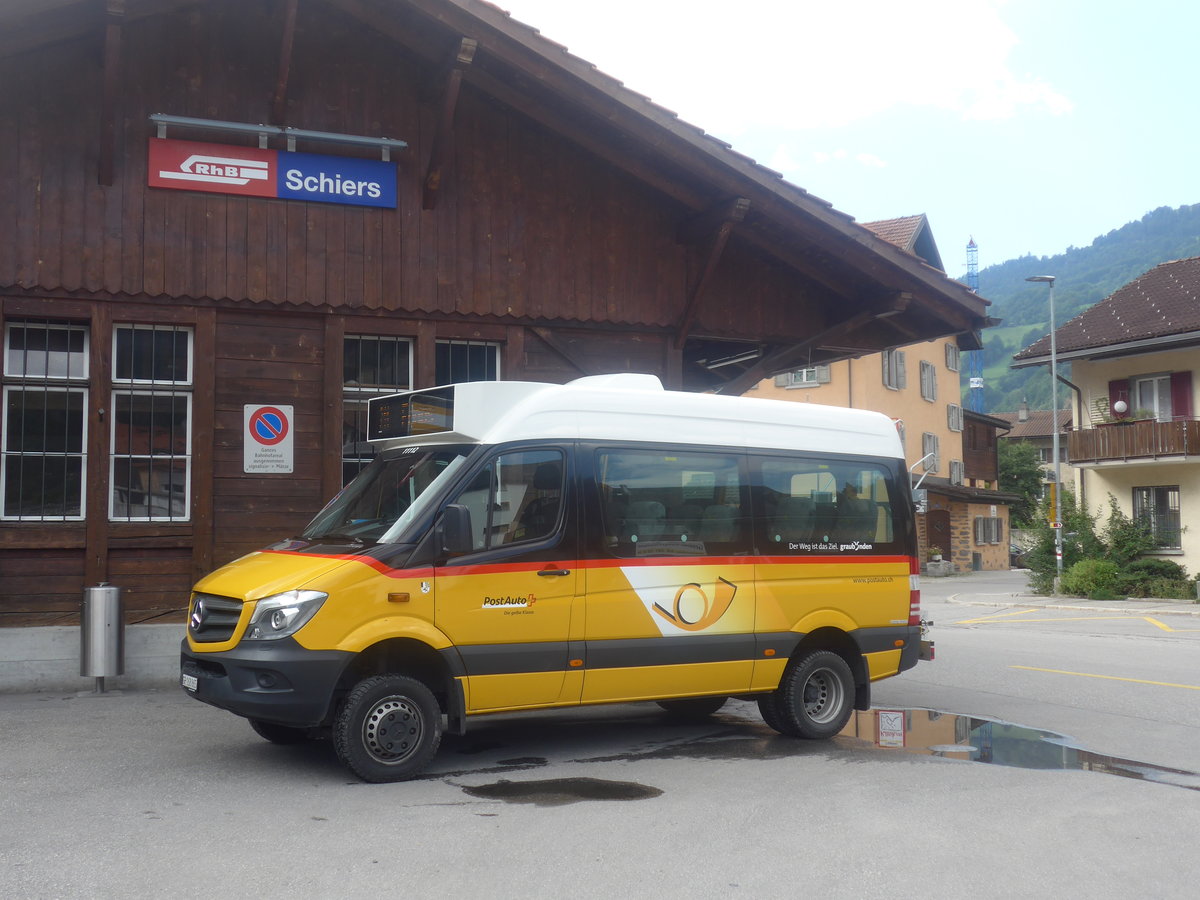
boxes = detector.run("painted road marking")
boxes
[1011,665,1200,691]
[955,609,1200,632]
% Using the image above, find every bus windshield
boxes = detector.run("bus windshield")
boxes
[303,446,473,543]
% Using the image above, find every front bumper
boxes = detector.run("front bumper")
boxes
[180,637,353,727]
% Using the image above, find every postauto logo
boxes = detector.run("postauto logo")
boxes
[148,138,397,209]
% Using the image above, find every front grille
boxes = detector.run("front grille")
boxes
[188,593,244,643]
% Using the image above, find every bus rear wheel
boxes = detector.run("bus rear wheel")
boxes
[333,674,442,782]
[768,650,854,739]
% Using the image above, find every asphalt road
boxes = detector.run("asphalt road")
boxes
[3,569,1199,899]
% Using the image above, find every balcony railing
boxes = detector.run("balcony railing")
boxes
[1068,419,1200,465]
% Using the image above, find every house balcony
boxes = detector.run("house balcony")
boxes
[1068,419,1200,467]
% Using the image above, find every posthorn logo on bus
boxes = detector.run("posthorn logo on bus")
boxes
[148,137,397,208]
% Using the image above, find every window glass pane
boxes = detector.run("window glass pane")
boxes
[597,449,745,558]
[4,389,85,453]
[3,454,83,518]
[437,340,499,385]
[114,326,190,383]
[110,391,191,521]
[342,337,414,485]
[758,457,897,553]
[6,323,88,378]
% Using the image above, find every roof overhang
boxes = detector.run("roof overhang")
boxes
[1012,329,1200,369]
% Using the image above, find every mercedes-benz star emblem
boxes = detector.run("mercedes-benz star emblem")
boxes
[190,598,206,631]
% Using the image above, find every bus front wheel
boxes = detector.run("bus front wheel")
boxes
[768,650,854,739]
[333,674,443,782]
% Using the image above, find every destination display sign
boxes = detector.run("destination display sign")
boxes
[148,137,397,208]
[369,388,456,440]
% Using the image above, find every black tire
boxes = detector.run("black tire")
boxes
[769,650,855,739]
[249,719,311,745]
[333,674,442,783]
[656,696,728,717]
[756,693,786,732]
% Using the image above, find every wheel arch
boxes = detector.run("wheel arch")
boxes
[335,637,463,727]
[793,627,871,711]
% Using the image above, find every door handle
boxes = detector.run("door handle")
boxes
[537,567,570,577]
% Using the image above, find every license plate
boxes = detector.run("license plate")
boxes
[181,673,198,692]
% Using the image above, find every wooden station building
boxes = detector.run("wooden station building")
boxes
[0,0,990,626]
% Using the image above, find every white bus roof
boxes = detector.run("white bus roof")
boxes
[368,373,904,459]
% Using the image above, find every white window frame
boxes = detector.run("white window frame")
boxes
[109,325,194,522]
[1,384,89,521]
[775,365,831,388]
[343,335,416,485]
[2,322,91,521]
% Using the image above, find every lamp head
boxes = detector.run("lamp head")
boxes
[1025,275,1056,284]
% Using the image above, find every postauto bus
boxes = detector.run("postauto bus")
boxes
[181,374,930,781]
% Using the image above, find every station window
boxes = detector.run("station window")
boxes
[436,339,500,385]
[1,321,89,520]
[343,336,414,484]
[110,325,193,522]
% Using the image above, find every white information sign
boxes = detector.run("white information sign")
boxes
[244,405,294,474]
[876,710,906,748]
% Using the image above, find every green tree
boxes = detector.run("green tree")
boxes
[998,440,1044,526]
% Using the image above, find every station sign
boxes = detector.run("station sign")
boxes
[149,137,396,208]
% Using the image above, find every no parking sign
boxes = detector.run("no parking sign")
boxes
[244,405,294,473]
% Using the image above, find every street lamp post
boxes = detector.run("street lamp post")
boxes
[1026,275,1063,590]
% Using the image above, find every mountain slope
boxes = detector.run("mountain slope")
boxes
[964,203,1200,412]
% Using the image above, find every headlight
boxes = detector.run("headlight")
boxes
[242,590,328,641]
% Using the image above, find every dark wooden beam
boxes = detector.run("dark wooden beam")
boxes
[422,37,477,210]
[674,197,749,349]
[97,0,124,186]
[715,310,876,396]
[270,0,299,125]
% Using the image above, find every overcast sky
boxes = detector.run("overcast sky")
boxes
[497,0,1199,277]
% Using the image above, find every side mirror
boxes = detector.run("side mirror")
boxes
[440,504,473,556]
[912,488,928,515]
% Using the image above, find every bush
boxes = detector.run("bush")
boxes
[1060,558,1120,598]
[1113,558,1195,599]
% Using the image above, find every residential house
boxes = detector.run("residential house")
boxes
[1012,257,1200,574]
[993,406,1075,493]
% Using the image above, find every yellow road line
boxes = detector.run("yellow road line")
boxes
[957,611,1200,632]
[957,611,1135,625]
[1011,665,1200,691]
[954,608,1049,624]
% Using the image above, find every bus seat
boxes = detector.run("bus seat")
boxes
[700,504,737,542]
[769,496,814,544]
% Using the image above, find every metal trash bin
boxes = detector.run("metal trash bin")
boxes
[81,583,124,691]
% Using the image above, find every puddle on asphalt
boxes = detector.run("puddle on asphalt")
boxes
[461,776,663,806]
[841,709,1200,792]
[447,704,1200,801]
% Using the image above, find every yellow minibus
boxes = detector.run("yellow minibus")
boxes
[181,374,929,781]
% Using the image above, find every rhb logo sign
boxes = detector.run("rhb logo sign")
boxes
[148,138,396,208]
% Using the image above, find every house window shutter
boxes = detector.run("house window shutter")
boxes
[1170,371,1193,420]
[774,374,789,387]
[897,352,907,389]
[815,364,831,384]
[1108,378,1130,419]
